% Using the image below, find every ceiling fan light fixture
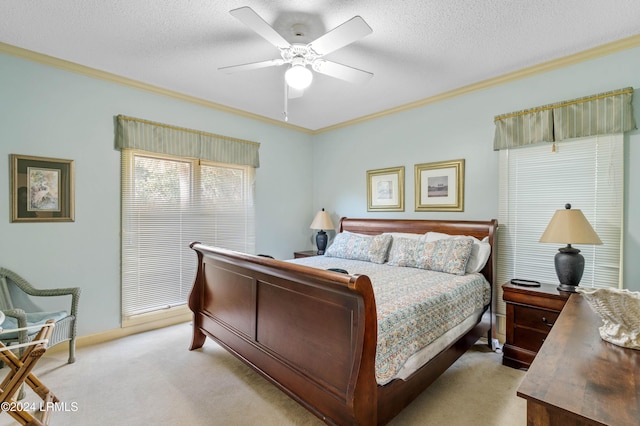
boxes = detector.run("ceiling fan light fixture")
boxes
[285,64,313,90]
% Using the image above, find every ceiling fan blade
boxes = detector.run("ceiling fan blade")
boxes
[287,86,304,99]
[312,60,373,84]
[230,7,291,49]
[219,59,285,73]
[308,16,372,56]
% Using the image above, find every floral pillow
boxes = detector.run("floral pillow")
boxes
[426,232,491,273]
[387,238,436,268]
[325,232,392,264]
[387,237,473,275]
[429,238,474,275]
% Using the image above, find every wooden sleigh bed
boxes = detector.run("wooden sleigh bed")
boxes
[188,217,498,425]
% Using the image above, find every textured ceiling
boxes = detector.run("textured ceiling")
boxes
[1,1,640,131]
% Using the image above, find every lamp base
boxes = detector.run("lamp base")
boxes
[557,283,578,293]
[554,245,584,292]
[316,230,328,255]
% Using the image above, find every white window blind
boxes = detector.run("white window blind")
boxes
[497,135,623,315]
[121,150,255,321]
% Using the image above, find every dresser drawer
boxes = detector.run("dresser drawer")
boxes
[513,305,559,332]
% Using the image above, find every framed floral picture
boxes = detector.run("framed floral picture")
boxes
[414,159,464,212]
[367,166,404,212]
[10,154,75,222]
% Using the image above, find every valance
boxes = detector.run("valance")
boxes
[493,87,636,150]
[493,108,554,150]
[115,115,260,168]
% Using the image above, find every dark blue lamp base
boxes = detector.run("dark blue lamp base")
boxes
[316,230,328,255]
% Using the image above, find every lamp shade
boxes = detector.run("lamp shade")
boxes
[539,204,602,245]
[285,64,313,90]
[310,208,334,230]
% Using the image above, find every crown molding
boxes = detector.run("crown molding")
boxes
[314,33,640,134]
[0,41,313,135]
[2,34,639,136]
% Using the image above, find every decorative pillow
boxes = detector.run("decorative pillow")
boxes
[428,238,474,275]
[325,232,392,264]
[387,237,473,275]
[384,232,427,261]
[387,238,436,268]
[425,232,491,273]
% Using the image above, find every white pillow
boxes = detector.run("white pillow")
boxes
[425,232,491,274]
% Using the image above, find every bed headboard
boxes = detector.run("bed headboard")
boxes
[338,217,498,287]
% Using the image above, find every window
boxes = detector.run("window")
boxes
[121,150,255,323]
[497,135,623,314]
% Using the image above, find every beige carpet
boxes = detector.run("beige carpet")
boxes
[0,323,526,425]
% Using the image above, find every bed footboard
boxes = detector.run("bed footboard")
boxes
[188,243,379,425]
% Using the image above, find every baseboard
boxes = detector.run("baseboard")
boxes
[44,311,192,356]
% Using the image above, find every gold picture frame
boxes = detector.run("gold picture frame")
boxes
[10,154,75,222]
[367,166,405,212]
[414,159,464,212]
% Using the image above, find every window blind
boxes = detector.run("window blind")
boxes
[496,134,623,316]
[121,150,255,321]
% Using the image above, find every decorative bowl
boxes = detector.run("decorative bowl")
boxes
[577,287,640,350]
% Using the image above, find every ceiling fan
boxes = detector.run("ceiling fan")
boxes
[220,6,374,120]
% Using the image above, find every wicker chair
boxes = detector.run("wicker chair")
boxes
[0,267,80,364]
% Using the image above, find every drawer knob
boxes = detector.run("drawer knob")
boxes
[541,317,554,327]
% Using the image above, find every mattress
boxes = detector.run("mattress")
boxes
[289,256,491,385]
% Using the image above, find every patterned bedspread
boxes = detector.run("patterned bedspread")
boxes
[289,256,491,384]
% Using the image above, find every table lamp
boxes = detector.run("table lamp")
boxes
[539,203,602,292]
[310,208,334,255]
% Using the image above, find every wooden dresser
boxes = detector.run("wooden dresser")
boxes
[517,294,640,425]
[502,282,570,369]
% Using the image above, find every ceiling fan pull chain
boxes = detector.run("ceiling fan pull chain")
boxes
[283,85,289,122]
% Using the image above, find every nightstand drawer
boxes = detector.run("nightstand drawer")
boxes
[513,305,559,332]
[513,327,549,353]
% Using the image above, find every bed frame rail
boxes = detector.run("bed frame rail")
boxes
[188,243,379,425]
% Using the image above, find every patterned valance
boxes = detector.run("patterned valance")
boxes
[115,115,260,168]
[493,87,636,150]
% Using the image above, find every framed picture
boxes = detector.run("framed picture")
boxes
[10,154,75,222]
[414,159,464,212]
[367,166,404,212]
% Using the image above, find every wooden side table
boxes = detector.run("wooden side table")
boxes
[293,250,320,259]
[502,282,570,370]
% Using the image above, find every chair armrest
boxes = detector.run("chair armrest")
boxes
[2,308,27,326]
[29,287,81,318]
[0,268,80,319]
[2,308,29,344]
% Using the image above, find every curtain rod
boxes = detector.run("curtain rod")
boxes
[117,115,260,147]
[494,87,634,122]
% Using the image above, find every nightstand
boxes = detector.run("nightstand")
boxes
[293,250,320,259]
[502,282,570,370]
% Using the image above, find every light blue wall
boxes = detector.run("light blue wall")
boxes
[0,53,314,335]
[313,46,640,292]
[1,44,639,338]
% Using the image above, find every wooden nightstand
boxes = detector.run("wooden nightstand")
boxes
[502,282,570,370]
[293,250,320,259]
